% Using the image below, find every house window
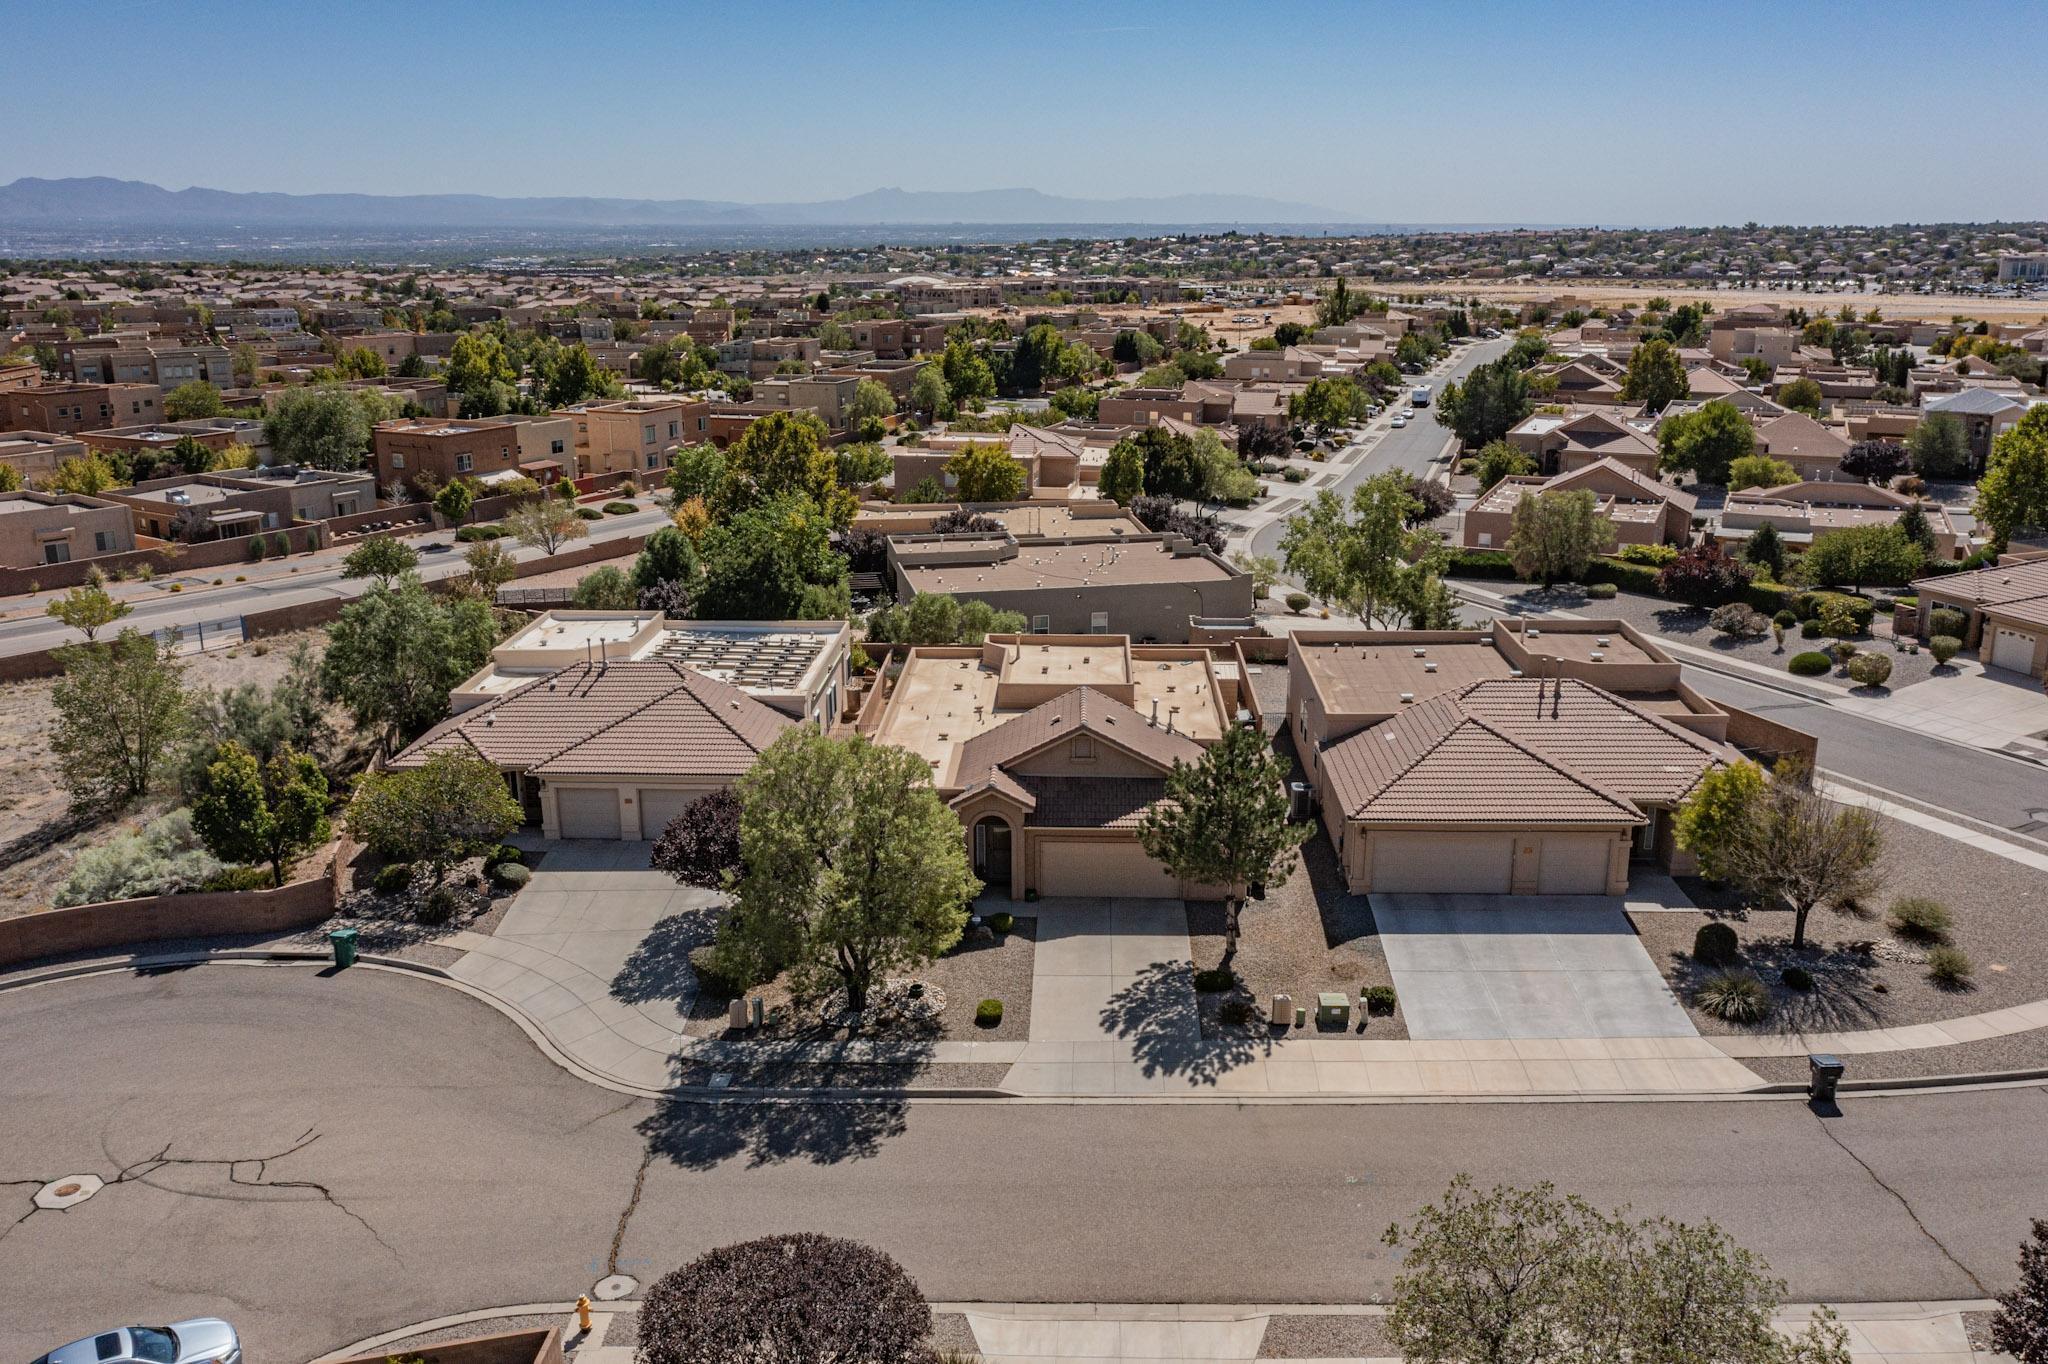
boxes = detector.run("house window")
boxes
[391,452,406,469]
[1089,611,1109,634]
[667,421,679,439]
[646,452,661,470]
[551,439,565,455]
[1031,615,1051,634]
[94,530,114,552]
[455,453,474,473]
[42,542,70,564]
[643,424,657,444]
[1476,532,1492,547]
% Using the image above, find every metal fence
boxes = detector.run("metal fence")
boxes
[144,614,245,655]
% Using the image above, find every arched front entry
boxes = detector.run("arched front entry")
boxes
[972,815,1013,891]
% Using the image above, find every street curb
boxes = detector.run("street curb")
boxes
[312,1303,580,1363]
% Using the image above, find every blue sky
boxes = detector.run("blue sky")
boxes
[7,0,2045,225]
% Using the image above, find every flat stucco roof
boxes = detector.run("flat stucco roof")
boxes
[902,539,1231,595]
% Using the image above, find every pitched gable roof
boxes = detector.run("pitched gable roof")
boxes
[1547,457,1698,512]
[951,685,1203,785]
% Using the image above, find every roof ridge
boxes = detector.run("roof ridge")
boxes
[1329,693,1469,815]
[1450,708,1643,820]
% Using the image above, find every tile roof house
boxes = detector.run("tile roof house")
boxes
[1754,411,1853,480]
[1506,408,1663,477]
[1912,553,2048,680]
[1288,623,1743,894]
[390,659,795,840]
[1461,457,1697,552]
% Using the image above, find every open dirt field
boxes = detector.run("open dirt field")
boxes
[1435,279,2048,325]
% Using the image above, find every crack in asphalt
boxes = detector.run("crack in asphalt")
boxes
[1812,1107,1989,1296]
[606,1147,655,1277]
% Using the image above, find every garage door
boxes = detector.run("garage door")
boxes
[556,786,622,840]
[1990,627,2040,677]
[1372,833,1513,894]
[1536,835,1613,895]
[1035,839,1179,898]
[638,787,711,840]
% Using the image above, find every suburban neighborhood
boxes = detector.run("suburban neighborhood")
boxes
[7,5,2048,1364]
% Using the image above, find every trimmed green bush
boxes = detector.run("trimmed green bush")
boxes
[574,506,603,521]
[455,525,505,542]
[1930,634,1962,665]
[484,843,523,869]
[988,911,1015,933]
[1585,582,1617,600]
[1193,967,1236,993]
[1846,653,1893,687]
[1888,897,1952,943]
[1285,591,1311,613]
[1695,971,1771,1023]
[1442,548,1521,580]
[1780,966,1814,992]
[1616,543,1679,566]
[975,998,1004,1027]
[1693,921,1740,965]
[373,862,414,894]
[690,944,749,1000]
[490,862,532,890]
[1799,618,1824,639]
[1798,591,1876,632]
[1787,651,1832,676]
[1829,640,1859,667]
[1773,609,1798,628]
[1581,558,1662,594]
[1926,946,1974,987]
[1929,607,1967,639]
[1362,984,1398,1016]
[602,501,637,515]
[202,865,276,893]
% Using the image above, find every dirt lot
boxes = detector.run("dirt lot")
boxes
[1441,280,2048,326]
[1633,814,2046,1037]
[0,630,330,918]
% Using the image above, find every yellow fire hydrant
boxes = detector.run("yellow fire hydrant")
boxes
[575,1295,593,1334]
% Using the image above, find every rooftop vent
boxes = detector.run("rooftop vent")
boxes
[1423,661,1438,673]
[1509,668,1524,678]
[1412,647,1427,657]
[1399,692,1415,704]
[1527,627,1542,638]
[1590,651,1605,661]
[1595,636,1611,647]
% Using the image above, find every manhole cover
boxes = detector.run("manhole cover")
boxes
[708,1072,732,1090]
[593,1274,638,1301]
[35,1175,102,1210]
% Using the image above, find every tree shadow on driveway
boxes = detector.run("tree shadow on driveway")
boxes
[1099,960,1270,1086]
[609,908,718,1008]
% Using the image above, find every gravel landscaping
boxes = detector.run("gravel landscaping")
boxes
[927,1313,979,1356]
[680,916,1035,1044]
[1259,1313,1395,1359]
[1743,1029,2048,1084]
[1633,814,2047,1037]
[666,1059,1015,1092]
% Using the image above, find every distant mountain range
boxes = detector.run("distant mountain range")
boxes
[0,177,1352,229]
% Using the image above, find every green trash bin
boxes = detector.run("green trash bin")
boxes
[327,927,359,969]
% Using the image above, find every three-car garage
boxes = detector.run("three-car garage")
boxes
[1365,830,1623,896]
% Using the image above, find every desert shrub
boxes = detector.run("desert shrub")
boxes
[603,501,636,515]
[1887,897,1952,943]
[1929,607,1967,639]
[1710,602,1770,638]
[55,809,224,907]
[1193,967,1236,993]
[574,506,603,521]
[454,525,505,542]
[484,843,523,869]
[1816,598,1862,639]
[490,862,531,890]
[418,885,461,924]
[1218,999,1255,1026]
[1692,921,1740,965]
[1585,582,1617,599]
[1846,653,1893,687]
[988,911,1015,933]
[1616,543,1679,566]
[1799,618,1824,639]
[1780,966,1814,992]
[1929,634,1961,664]
[1926,946,1974,987]
[689,944,749,999]
[1800,591,1875,632]
[1694,971,1771,1023]
[1788,651,1832,676]
[201,864,277,893]
[1285,591,1311,613]
[1362,984,1398,1015]
[373,862,414,894]
[638,1234,930,1364]
[975,998,1004,1026]
[1829,640,1859,667]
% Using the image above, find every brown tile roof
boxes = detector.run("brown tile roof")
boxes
[952,685,1203,782]
[1013,774,1169,829]
[390,660,791,778]
[949,765,1038,812]
[1320,679,1731,825]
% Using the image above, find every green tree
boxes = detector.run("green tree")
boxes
[632,526,701,593]
[1975,407,2048,545]
[340,536,420,586]
[1658,399,1755,485]
[336,345,386,380]
[176,643,334,798]
[46,451,121,495]
[263,384,382,471]
[1098,439,1146,504]
[1279,473,1436,626]
[940,339,996,409]
[162,380,226,421]
[710,410,855,528]
[1727,453,1797,490]
[1797,523,1926,591]
[945,443,1026,502]
[504,496,588,555]
[1290,376,1360,435]
[540,342,623,407]
[1138,726,1308,963]
[899,475,947,505]
[664,442,726,502]
[864,593,1026,646]
[696,495,849,620]
[346,750,521,891]
[1472,439,1536,491]
[1506,489,1616,585]
[572,565,637,609]
[190,741,330,886]
[320,576,496,752]
[44,578,130,641]
[1384,1175,1849,1364]
[910,362,953,420]
[50,630,190,812]
[168,434,217,475]
[1779,376,1826,417]
[843,377,895,438]
[1434,357,1533,449]
[458,539,518,598]
[1907,412,1972,479]
[1620,337,1688,412]
[435,478,476,525]
[1113,328,1165,366]
[1742,521,1787,577]
[444,332,518,415]
[717,729,979,1010]
[0,462,21,493]
[1231,552,1280,600]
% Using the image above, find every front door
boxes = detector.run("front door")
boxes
[973,817,1012,888]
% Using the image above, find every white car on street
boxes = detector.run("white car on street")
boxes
[1391,415,1408,428]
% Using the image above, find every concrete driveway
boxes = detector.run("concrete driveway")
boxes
[1370,892,1697,1041]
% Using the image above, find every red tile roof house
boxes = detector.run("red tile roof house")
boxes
[1460,458,1697,553]
[1506,408,1662,477]
[1286,621,1740,894]
[1912,554,2048,681]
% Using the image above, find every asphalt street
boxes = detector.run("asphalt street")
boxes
[0,502,671,657]
[1245,337,1511,565]
[5,966,2045,1363]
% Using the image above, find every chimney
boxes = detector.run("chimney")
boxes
[1151,697,1160,725]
